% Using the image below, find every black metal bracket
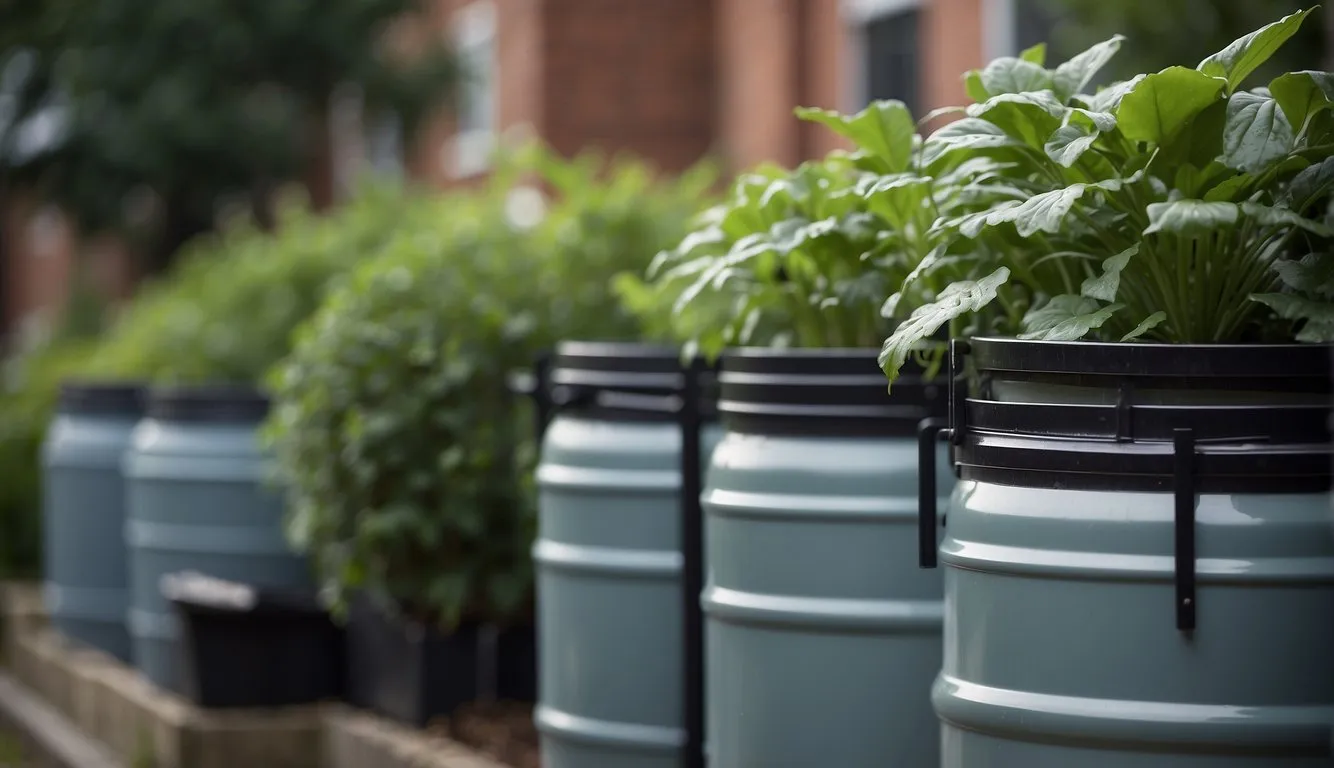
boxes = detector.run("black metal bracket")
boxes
[1173,428,1197,632]
[917,417,952,569]
[677,357,706,768]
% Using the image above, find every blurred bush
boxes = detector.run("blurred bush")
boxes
[263,142,718,629]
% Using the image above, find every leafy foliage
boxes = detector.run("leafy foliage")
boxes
[868,6,1334,381]
[264,196,543,631]
[83,182,435,384]
[261,140,714,630]
[0,0,459,269]
[646,101,964,358]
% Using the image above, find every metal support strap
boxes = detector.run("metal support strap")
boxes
[678,358,705,768]
[1173,428,1197,632]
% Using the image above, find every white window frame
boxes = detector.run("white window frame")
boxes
[445,0,497,180]
[841,0,923,114]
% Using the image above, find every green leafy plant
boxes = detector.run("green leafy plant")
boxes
[84,180,436,384]
[872,6,1334,381]
[263,194,544,631]
[647,100,977,358]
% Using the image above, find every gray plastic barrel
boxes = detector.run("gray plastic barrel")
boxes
[701,349,951,767]
[124,385,309,691]
[41,381,145,661]
[929,338,1334,766]
[533,343,721,768]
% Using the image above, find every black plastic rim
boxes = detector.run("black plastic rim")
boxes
[57,380,145,417]
[719,347,945,437]
[549,341,718,421]
[953,338,1334,492]
[146,384,270,423]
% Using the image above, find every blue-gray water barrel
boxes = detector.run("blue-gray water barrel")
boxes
[934,338,1334,766]
[701,348,951,767]
[123,385,309,692]
[533,343,720,768]
[41,381,145,661]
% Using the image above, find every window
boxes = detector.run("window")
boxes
[845,0,921,116]
[447,1,497,179]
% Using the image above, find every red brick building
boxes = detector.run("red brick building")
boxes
[2,0,1054,341]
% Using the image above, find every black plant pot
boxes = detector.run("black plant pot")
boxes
[496,623,538,702]
[166,572,344,709]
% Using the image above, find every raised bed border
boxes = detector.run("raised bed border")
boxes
[0,583,513,768]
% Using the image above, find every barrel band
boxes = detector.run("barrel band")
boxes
[535,464,680,494]
[43,584,128,621]
[703,487,947,523]
[534,704,683,751]
[532,540,680,578]
[934,674,1334,755]
[124,519,295,555]
[702,585,943,633]
[941,541,1334,584]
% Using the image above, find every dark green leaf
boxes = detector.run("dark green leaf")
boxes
[1273,252,1334,298]
[879,267,1010,381]
[1117,67,1226,145]
[1251,291,1334,340]
[1240,201,1334,236]
[1080,245,1139,302]
[1270,70,1334,133]
[967,91,1068,147]
[1045,121,1099,167]
[1121,311,1167,341]
[1144,199,1239,236]
[1053,35,1125,102]
[1019,295,1122,340]
[1222,91,1294,173]
[1198,7,1315,94]
[1283,156,1334,209]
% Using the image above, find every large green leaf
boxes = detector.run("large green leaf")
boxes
[1117,67,1226,145]
[862,173,933,230]
[1080,245,1139,302]
[987,184,1091,237]
[1085,75,1146,113]
[1144,199,1239,236]
[796,100,916,173]
[1270,70,1334,134]
[1284,156,1334,209]
[879,267,1010,381]
[1240,201,1334,236]
[1198,7,1315,94]
[1121,311,1167,341]
[967,91,1069,148]
[1019,295,1122,341]
[979,57,1054,96]
[1053,35,1125,102]
[1273,252,1334,298]
[1250,291,1334,341]
[1045,121,1099,167]
[1020,43,1047,66]
[1222,91,1294,173]
[921,117,1022,166]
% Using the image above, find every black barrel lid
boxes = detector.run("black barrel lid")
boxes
[146,383,270,423]
[57,380,146,417]
[951,338,1334,492]
[549,341,718,421]
[718,347,946,437]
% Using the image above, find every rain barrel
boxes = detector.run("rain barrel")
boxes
[533,342,721,768]
[41,381,144,661]
[701,348,950,767]
[925,338,1334,767]
[124,385,310,691]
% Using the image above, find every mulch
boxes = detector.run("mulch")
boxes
[433,700,540,768]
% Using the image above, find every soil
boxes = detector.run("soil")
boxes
[434,700,540,768]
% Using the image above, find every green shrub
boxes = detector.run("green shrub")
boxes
[265,194,544,630]
[0,336,101,578]
[85,181,438,384]
[264,142,720,629]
